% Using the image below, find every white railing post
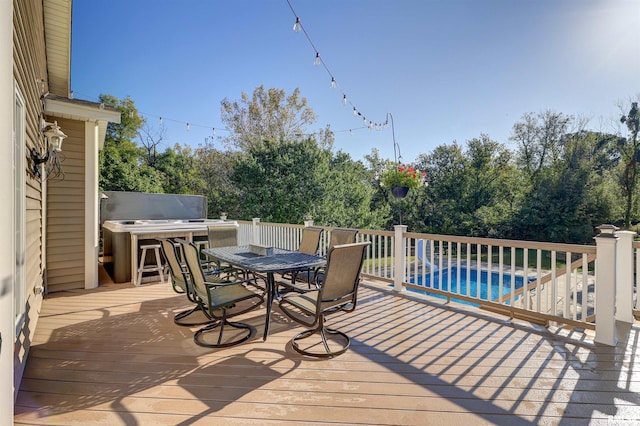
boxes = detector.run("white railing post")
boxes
[615,230,636,323]
[393,225,407,292]
[252,218,260,244]
[594,224,618,346]
[303,215,313,227]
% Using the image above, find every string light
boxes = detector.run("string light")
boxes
[186,123,190,131]
[159,117,163,125]
[286,0,388,133]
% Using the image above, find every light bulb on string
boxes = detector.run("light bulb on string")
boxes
[212,128,216,136]
[186,123,190,131]
[286,0,393,138]
[159,117,163,125]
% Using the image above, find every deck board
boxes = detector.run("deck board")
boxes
[14,271,640,425]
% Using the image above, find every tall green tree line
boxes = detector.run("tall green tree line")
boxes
[98,89,639,244]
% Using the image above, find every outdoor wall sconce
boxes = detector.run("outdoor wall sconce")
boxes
[30,120,67,179]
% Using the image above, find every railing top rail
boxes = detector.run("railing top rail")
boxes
[245,221,306,230]
[238,220,596,252]
[404,231,597,253]
[241,220,393,237]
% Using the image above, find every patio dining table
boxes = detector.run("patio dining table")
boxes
[202,245,326,341]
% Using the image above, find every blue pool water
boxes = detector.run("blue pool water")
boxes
[409,267,527,306]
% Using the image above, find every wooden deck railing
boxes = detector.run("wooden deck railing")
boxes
[236,219,636,336]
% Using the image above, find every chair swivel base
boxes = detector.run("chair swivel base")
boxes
[194,319,255,348]
[291,326,350,358]
[173,305,214,327]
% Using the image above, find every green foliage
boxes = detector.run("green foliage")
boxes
[193,141,241,219]
[231,139,330,223]
[220,86,321,151]
[155,144,205,195]
[316,151,386,229]
[415,138,515,237]
[97,89,638,244]
[380,164,427,189]
[98,94,163,193]
[229,139,385,229]
[617,101,640,229]
[508,114,620,243]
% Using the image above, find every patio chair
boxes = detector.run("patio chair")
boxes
[204,224,242,278]
[328,228,359,248]
[278,241,370,358]
[301,228,359,286]
[158,238,212,326]
[178,238,265,348]
[281,226,324,292]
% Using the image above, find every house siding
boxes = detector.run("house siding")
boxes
[46,118,86,292]
[12,0,47,397]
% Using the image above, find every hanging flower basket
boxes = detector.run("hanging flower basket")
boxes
[391,186,409,199]
[380,164,428,197]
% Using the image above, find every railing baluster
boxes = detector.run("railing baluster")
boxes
[487,244,492,302]
[564,251,578,320]
[456,242,461,297]
[523,248,529,310]
[581,254,589,322]
[466,243,471,298]
[551,250,557,316]
[510,247,516,307]
[498,246,504,304]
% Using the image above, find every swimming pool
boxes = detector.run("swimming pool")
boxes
[409,267,528,306]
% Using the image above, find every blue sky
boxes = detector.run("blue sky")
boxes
[71,0,639,163]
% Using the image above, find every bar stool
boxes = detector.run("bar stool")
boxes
[137,243,165,284]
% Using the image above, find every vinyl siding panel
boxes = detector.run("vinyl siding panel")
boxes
[46,118,85,292]
[13,0,49,396]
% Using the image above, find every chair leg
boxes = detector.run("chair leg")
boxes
[173,304,215,326]
[290,317,350,358]
[193,318,255,348]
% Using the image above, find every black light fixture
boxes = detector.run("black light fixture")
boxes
[30,120,67,179]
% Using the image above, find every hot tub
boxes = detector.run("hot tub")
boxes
[102,219,234,283]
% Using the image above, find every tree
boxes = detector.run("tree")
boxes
[511,111,572,185]
[155,143,205,195]
[509,119,617,243]
[315,151,386,229]
[98,94,163,193]
[416,137,516,237]
[618,101,640,228]
[193,141,240,218]
[231,139,329,223]
[229,138,383,228]
[417,143,469,234]
[220,86,323,152]
[138,122,166,167]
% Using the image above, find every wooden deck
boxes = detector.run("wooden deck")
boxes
[14,270,640,425]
